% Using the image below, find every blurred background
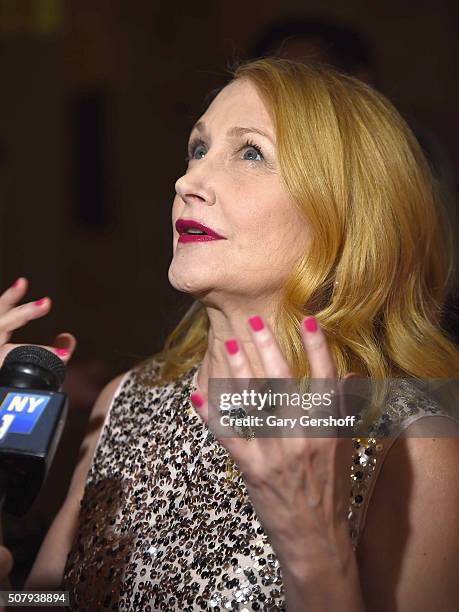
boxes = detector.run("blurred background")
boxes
[0,0,458,586]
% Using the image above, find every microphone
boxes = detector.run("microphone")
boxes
[0,346,68,516]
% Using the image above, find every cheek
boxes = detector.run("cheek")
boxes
[228,185,271,238]
[225,201,291,259]
[171,197,182,242]
[231,212,266,249]
[246,199,308,264]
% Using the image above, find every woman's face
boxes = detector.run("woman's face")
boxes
[169,78,310,306]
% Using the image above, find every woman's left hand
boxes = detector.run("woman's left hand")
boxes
[190,315,359,593]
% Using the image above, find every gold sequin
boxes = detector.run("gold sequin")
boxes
[62,364,447,609]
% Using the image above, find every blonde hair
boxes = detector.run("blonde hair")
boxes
[141,57,458,420]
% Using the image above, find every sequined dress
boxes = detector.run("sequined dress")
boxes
[62,361,453,611]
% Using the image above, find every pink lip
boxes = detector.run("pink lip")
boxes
[175,218,226,243]
[178,234,223,243]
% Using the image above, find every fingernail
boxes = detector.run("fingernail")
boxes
[55,348,69,357]
[224,339,239,355]
[34,298,47,306]
[248,315,264,332]
[11,277,21,288]
[190,392,203,408]
[303,316,318,333]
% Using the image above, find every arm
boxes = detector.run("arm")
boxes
[0,545,13,590]
[357,418,459,611]
[280,547,365,612]
[23,373,127,590]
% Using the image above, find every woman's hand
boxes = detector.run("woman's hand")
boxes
[0,277,76,367]
[0,278,76,608]
[190,315,365,611]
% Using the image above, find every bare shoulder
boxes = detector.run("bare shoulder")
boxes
[24,372,130,589]
[357,420,459,611]
[65,357,164,503]
[64,371,129,506]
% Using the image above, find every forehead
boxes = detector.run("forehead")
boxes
[197,79,273,134]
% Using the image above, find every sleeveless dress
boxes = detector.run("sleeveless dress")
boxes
[61,360,455,611]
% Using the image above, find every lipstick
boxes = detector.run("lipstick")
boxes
[175,219,226,244]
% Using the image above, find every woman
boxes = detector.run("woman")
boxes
[19,58,459,610]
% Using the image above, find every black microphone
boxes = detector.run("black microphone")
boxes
[0,345,68,516]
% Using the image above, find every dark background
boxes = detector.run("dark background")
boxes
[0,0,458,585]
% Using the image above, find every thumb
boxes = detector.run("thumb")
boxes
[52,332,77,354]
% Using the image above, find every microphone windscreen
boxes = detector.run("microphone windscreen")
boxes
[3,345,66,387]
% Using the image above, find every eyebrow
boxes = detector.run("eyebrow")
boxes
[190,121,274,144]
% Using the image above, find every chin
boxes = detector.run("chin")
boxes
[168,266,208,295]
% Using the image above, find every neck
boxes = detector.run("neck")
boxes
[196,308,277,395]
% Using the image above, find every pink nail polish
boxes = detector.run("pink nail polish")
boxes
[11,278,21,288]
[303,316,318,333]
[55,348,69,357]
[248,315,264,332]
[190,392,203,408]
[34,298,47,306]
[225,339,239,355]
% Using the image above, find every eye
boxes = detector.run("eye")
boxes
[241,139,264,162]
[185,137,265,163]
[186,137,206,162]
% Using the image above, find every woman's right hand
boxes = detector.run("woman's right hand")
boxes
[0,277,76,603]
[0,277,76,368]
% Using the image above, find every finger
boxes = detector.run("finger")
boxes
[246,315,291,378]
[223,338,255,378]
[223,337,256,396]
[300,316,340,436]
[0,276,28,316]
[52,332,77,357]
[300,316,336,379]
[40,343,75,363]
[0,296,52,334]
[244,316,296,447]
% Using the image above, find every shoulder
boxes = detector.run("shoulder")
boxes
[131,357,164,388]
[373,431,459,511]
[365,378,459,511]
[357,430,459,610]
[63,371,131,504]
[95,371,130,411]
[366,378,455,439]
[63,359,169,508]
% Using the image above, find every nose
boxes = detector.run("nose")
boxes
[174,162,216,207]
